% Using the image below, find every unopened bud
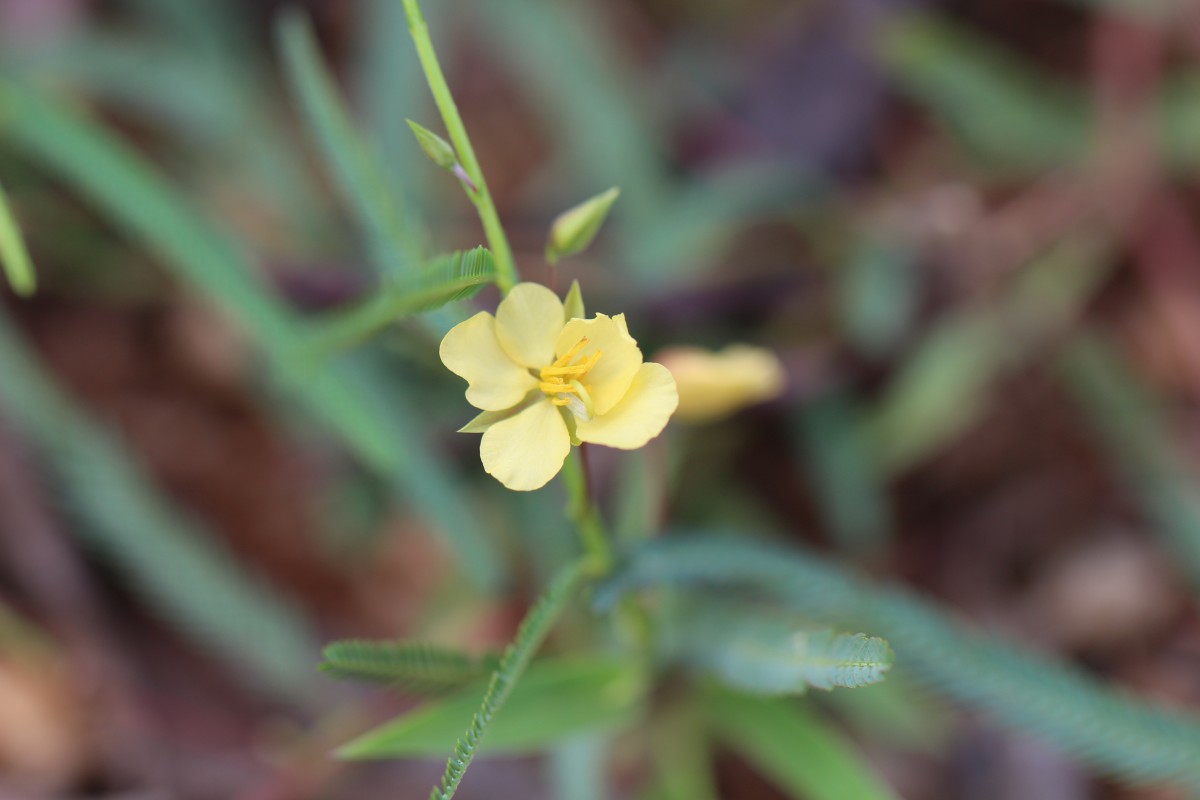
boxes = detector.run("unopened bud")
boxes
[545,187,620,265]
[406,119,457,170]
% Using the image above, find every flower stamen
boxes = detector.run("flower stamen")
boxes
[539,337,603,420]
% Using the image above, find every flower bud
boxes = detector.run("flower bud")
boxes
[406,119,457,170]
[545,187,620,265]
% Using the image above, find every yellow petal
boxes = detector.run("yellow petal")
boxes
[576,362,677,449]
[657,344,785,423]
[458,391,542,433]
[480,399,572,491]
[495,282,565,369]
[440,311,538,411]
[556,313,642,415]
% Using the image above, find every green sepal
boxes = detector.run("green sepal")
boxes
[563,279,586,322]
[406,119,458,169]
[546,187,620,265]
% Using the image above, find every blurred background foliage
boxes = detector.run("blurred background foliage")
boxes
[2,0,1200,797]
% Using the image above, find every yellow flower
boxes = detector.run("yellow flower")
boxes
[440,283,678,491]
[656,344,785,423]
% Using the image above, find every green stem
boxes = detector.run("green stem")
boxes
[402,0,519,294]
[562,446,612,572]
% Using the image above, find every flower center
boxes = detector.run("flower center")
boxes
[538,337,602,421]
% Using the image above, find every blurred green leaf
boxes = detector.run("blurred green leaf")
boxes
[0,308,314,698]
[320,640,496,694]
[121,0,242,53]
[278,10,423,274]
[671,599,892,694]
[625,160,819,279]
[0,79,504,590]
[640,701,719,800]
[881,15,1089,171]
[707,689,900,800]
[340,657,640,758]
[352,0,438,218]
[548,733,611,800]
[824,672,950,755]
[305,247,496,357]
[21,35,324,228]
[468,0,669,216]
[838,238,916,358]
[0,179,36,296]
[1058,332,1200,589]
[870,234,1112,472]
[793,390,889,553]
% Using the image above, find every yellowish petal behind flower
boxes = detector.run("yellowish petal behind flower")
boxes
[556,314,642,415]
[576,362,678,449]
[440,312,538,411]
[658,344,785,423]
[480,400,572,491]
[495,282,565,368]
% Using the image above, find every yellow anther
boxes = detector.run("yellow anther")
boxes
[539,338,603,416]
[553,337,590,367]
[541,363,591,377]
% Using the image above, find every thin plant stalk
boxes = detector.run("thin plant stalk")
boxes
[562,446,612,572]
[402,0,519,294]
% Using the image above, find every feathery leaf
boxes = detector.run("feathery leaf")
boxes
[428,558,589,800]
[600,534,1200,789]
[306,247,495,357]
[669,599,892,694]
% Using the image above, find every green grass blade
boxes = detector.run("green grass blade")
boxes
[880,14,1089,172]
[0,179,35,296]
[707,689,900,800]
[0,308,314,698]
[428,559,589,800]
[351,0,436,221]
[0,79,503,590]
[120,0,242,52]
[868,234,1112,472]
[793,390,889,553]
[467,0,669,218]
[276,10,423,275]
[1058,333,1200,589]
[601,536,1200,788]
[23,35,324,228]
